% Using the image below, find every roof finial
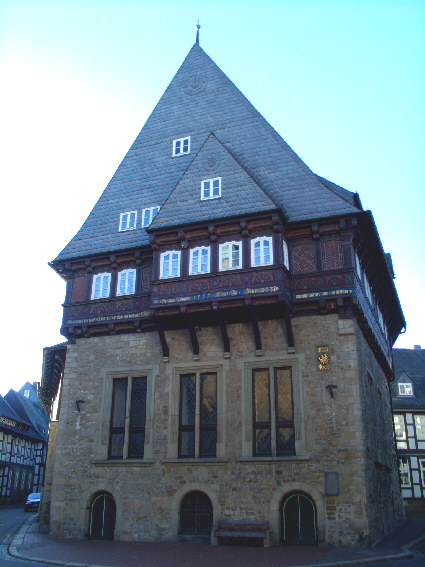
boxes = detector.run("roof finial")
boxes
[196,18,201,45]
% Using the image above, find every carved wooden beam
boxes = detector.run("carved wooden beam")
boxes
[218,311,230,355]
[249,305,262,353]
[155,319,169,359]
[283,309,295,348]
[186,315,200,357]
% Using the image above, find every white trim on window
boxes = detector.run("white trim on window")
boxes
[160,251,181,279]
[219,241,242,271]
[201,177,221,200]
[189,246,210,275]
[117,269,136,296]
[173,137,190,157]
[251,236,273,267]
[91,273,111,299]
[142,206,160,228]
[119,211,137,232]
[398,382,413,396]
[393,415,406,440]
[283,239,289,270]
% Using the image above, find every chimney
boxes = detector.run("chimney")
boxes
[414,345,422,350]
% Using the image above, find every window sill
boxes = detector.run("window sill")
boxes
[162,458,229,466]
[93,459,155,467]
[236,456,309,463]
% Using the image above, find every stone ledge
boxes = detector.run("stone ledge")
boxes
[236,455,310,463]
[92,459,155,467]
[162,458,229,465]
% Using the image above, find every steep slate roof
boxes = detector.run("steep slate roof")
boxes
[53,42,361,264]
[5,389,49,441]
[391,348,425,410]
[150,133,277,230]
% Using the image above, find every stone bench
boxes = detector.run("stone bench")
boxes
[212,519,272,547]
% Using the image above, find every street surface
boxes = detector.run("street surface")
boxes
[0,505,61,566]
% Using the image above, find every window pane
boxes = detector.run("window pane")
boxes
[255,429,271,455]
[253,369,270,423]
[94,276,101,298]
[119,273,126,295]
[415,416,425,440]
[143,210,150,227]
[131,378,147,428]
[183,139,189,152]
[263,240,270,263]
[112,379,127,428]
[120,213,128,230]
[254,241,261,265]
[201,430,217,457]
[275,368,293,422]
[192,250,199,273]
[163,254,170,277]
[203,181,210,198]
[277,428,295,455]
[231,244,240,267]
[180,431,195,457]
[181,375,196,426]
[127,271,135,293]
[172,253,179,276]
[152,207,160,220]
[129,212,136,228]
[128,431,145,458]
[201,249,208,272]
[109,433,124,458]
[201,374,217,425]
[102,275,110,297]
[221,245,229,269]
[175,140,181,154]
[212,179,220,196]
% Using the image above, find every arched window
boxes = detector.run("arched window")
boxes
[88,492,116,540]
[179,491,213,536]
[281,492,317,546]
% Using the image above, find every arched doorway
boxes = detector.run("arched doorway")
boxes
[179,491,213,537]
[281,492,317,546]
[88,492,116,540]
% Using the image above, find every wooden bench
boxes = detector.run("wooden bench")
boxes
[212,519,272,547]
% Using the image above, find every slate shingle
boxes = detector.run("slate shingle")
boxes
[53,43,361,263]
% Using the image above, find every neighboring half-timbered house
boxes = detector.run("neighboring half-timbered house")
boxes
[0,382,48,504]
[392,346,425,507]
[40,38,405,546]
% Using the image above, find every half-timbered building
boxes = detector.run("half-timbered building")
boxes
[40,37,405,546]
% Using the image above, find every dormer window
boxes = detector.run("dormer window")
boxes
[189,247,210,275]
[398,382,413,396]
[119,211,137,232]
[160,251,181,279]
[251,237,273,267]
[142,206,160,228]
[219,242,242,271]
[201,177,221,200]
[91,273,111,299]
[117,269,136,296]
[173,137,190,156]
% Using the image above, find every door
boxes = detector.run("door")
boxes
[282,492,317,545]
[179,491,213,536]
[88,492,116,540]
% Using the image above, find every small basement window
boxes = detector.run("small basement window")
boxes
[142,206,160,228]
[201,177,221,200]
[119,211,137,232]
[173,137,190,157]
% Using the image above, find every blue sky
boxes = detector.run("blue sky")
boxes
[0,0,424,395]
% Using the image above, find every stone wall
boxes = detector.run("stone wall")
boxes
[47,314,403,545]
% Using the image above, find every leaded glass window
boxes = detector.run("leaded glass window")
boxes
[179,372,217,458]
[252,366,294,457]
[109,376,147,459]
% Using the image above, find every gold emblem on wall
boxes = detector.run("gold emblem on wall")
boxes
[318,346,331,370]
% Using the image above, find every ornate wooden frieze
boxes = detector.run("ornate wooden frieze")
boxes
[292,272,354,293]
[63,296,150,326]
[292,243,316,274]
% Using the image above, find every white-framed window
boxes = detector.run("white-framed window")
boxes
[141,206,160,228]
[117,269,136,296]
[189,246,210,275]
[173,136,190,157]
[398,382,413,396]
[283,239,290,270]
[419,459,425,487]
[399,459,411,487]
[219,242,242,271]
[119,211,137,232]
[415,415,425,440]
[201,177,221,200]
[91,273,111,299]
[393,415,406,440]
[251,236,273,266]
[160,251,181,279]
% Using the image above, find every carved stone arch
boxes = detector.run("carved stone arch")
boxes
[169,482,220,540]
[79,484,124,540]
[269,481,324,545]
